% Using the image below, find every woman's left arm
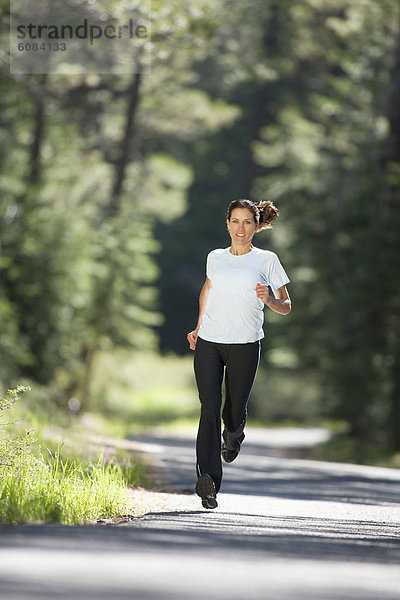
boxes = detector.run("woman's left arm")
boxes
[256,283,291,315]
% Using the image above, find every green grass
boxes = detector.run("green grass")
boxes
[0,387,145,525]
[0,449,132,525]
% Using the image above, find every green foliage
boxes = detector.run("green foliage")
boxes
[0,387,138,524]
[0,0,237,403]
[0,385,31,413]
[89,350,199,432]
[250,365,322,425]
[155,0,400,455]
[0,0,399,459]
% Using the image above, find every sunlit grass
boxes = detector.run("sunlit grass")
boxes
[0,446,132,525]
[0,387,145,525]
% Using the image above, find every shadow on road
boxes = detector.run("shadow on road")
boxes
[131,430,400,507]
[2,511,400,566]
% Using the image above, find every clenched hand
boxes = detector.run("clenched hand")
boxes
[256,282,270,304]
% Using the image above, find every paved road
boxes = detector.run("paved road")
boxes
[1,427,400,600]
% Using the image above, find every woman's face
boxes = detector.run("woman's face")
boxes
[227,208,258,247]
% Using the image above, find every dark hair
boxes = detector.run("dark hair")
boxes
[226,199,279,232]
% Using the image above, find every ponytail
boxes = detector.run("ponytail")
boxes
[256,200,279,232]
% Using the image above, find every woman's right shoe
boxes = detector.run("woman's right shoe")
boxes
[195,474,218,509]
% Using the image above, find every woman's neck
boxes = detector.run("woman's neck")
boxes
[229,243,253,256]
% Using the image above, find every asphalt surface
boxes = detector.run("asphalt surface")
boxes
[1,426,400,600]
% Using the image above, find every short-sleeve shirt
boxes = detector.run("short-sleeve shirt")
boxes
[198,246,290,344]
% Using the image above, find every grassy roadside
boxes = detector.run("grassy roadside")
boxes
[0,387,148,526]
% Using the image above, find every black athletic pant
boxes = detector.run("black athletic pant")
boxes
[194,336,260,493]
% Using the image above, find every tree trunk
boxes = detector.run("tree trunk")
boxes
[242,2,282,197]
[108,72,142,217]
[27,75,47,185]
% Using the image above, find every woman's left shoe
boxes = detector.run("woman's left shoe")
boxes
[222,430,244,463]
[195,474,218,509]
[221,443,239,463]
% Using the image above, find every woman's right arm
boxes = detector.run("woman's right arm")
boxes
[187,277,212,351]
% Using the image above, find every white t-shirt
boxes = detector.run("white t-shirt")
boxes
[198,246,290,344]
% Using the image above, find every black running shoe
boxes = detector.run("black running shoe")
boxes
[195,474,218,509]
[221,443,239,463]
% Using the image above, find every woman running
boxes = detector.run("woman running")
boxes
[187,198,291,509]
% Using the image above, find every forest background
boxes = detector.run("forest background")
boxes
[1,0,400,464]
